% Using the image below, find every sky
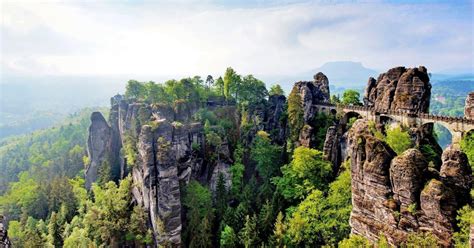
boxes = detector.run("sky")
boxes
[1,0,473,80]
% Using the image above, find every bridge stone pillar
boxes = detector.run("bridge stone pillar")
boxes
[451,131,463,149]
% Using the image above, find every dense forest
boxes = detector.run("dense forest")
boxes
[0,68,473,247]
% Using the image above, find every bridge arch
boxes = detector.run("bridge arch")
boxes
[379,114,396,126]
[420,121,458,148]
[342,111,363,131]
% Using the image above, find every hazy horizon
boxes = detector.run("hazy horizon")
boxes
[2,0,473,81]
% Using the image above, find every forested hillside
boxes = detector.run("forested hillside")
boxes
[0,68,472,248]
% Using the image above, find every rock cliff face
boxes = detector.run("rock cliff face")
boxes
[0,215,11,248]
[85,112,113,189]
[324,66,436,170]
[87,93,286,246]
[348,120,472,247]
[265,95,287,145]
[364,66,431,113]
[87,97,206,246]
[465,92,474,119]
[293,72,330,124]
[291,72,331,148]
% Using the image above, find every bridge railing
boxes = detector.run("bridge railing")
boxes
[311,103,474,124]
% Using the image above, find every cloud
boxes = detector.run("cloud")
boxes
[1,0,472,78]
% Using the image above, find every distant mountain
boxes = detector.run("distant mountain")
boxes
[311,61,378,87]
[260,61,378,95]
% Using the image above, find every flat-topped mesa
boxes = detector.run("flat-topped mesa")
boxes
[364,66,431,114]
[465,92,474,119]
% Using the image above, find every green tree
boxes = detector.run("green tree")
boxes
[269,84,285,96]
[251,131,282,183]
[224,67,239,100]
[215,173,228,222]
[230,163,245,197]
[341,89,362,105]
[403,231,438,247]
[83,177,132,245]
[338,235,371,248]
[215,76,225,96]
[331,94,341,104]
[321,161,352,245]
[190,217,212,248]
[286,189,326,246]
[273,146,332,201]
[385,125,412,154]
[220,225,237,248]
[271,211,286,248]
[183,181,214,247]
[128,205,152,245]
[288,88,304,143]
[453,205,473,247]
[239,75,268,104]
[63,228,93,248]
[460,131,474,169]
[47,211,64,247]
[239,215,259,248]
[258,200,274,242]
[125,80,146,99]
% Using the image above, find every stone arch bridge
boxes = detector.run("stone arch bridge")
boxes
[314,103,474,148]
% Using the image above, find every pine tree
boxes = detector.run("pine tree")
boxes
[215,173,228,222]
[190,216,212,248]
[220,225,237,248]
[271,212,286,248]
[48,211,64,247]
[258,200,274,242]
[287,87,304,144]
[239,214,259,248]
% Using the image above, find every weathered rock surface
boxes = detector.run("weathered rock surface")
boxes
[439,147,472,206]
[348,120,398,243]
[291,72,331,148]
[465,92,474,119]
[364,66,431,113]
[85,112,113,189]
[293,72,330,124]
[88,96,233,246]
[0,215,11,248]
[130,117,205,246]
[265,94,287,145]
[348,120,471,247]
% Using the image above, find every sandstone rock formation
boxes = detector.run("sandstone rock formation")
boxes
[87,96,208,246]
[265,94,287,145]
[0,215,11,248]
[85,112,113,189]
[87,93,287,246]
[324,66,437,170]
[465,92,474,119]
[364,66,431,113]
[290,72,331,148]
[348,120,472,247]
[293,72,330,124]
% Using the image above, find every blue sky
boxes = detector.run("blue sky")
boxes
[1,0,472,78]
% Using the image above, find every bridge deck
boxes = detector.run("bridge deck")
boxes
[313,103,474,125]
